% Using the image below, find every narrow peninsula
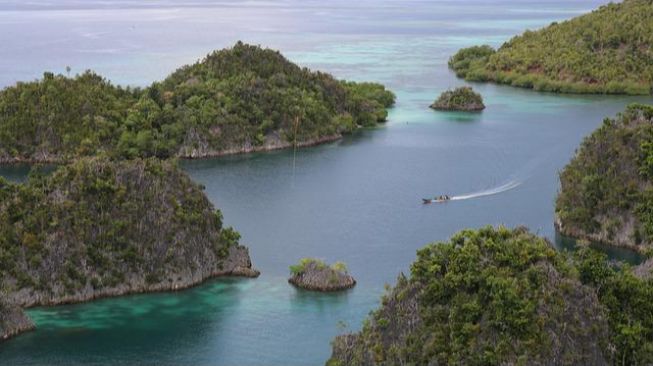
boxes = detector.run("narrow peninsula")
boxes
[0,157,259,341]
[556,104,653,252]
[449,0,653,95]
[288,258,355,292]
[327,226,653,365]
[0,42,395,164]
[430,86,485,111]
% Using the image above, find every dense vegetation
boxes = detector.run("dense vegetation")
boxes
[430,86,485,111]
[449,0,653,95]
[328,227,608,365]
[328,226,653,366]
[0,72,138,162]
[574,248,653,365]
[556,104,653,251]
[289,258,348,276]
[0,157,256,308]
[0,42,395,163]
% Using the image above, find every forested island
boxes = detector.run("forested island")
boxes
[328,226,653,366]
[448,0,653,95]
[0,158,258,341]
[556,104,653,252]
[0,42,395,164]
[430,86,485,111]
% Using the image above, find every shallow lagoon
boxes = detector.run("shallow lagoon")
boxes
[1,1,652,365]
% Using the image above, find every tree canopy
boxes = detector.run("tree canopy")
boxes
[0,42,395,163]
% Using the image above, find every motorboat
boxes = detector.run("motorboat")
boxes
[422,195,451,204]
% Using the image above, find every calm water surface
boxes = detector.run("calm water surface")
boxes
[1,1,652,365]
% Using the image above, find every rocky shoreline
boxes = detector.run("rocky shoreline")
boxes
[0,154,64,165]
[7,246,259,309]
[0,134,344,166]
[177,133,343,160]
[554,215,646,254]
[0,300,35,342]
[0,245,259,342]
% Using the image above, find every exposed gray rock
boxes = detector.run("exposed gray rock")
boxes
[289,260,355,292]
[0,299,34,341]
[0,158,260,343]
[634,258,653,280]
[177,132,342,160]
[5,243,259,309]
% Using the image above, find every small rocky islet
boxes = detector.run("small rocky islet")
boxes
[430,86,485,112]
[288,258,356,292]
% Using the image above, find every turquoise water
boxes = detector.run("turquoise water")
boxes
[1,1,652,365]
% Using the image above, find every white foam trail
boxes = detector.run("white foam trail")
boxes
[450,180,521,201]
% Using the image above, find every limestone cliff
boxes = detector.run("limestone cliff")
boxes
[0,157,259,341]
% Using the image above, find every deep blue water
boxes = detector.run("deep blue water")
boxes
[0,1,651,365]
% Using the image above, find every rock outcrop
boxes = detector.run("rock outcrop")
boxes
[288,259,355,292]
[634,258,653,280]
[0,299,34,341]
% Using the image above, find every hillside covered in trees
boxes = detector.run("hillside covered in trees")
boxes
[449,0,653,95]
[328,226,653,366]
[556,104,653,251]
[0,42,395,163]
[0,158,258,340]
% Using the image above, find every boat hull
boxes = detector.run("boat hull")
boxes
[423,198,448,204]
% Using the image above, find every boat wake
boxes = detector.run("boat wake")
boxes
[423,148,550,204]
[450,180,522,201]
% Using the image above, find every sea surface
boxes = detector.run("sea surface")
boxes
[1,1,651,365]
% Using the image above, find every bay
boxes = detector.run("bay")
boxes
[0,1,651,365]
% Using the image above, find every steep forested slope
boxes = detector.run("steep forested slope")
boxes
[556,104,653,251]
[328,226,653,365]
[0,157,258,311]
